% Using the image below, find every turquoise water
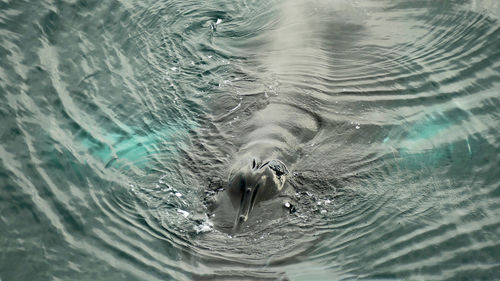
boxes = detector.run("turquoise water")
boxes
[1,0,500,280]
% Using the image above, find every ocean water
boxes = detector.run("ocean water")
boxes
[1,0,499,280]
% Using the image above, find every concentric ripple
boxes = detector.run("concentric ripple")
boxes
[0,0,499,280]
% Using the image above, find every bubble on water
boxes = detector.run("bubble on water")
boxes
[355,125,360,129]
[320,210,327,214]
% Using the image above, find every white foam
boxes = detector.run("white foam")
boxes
[194,220,214,233]
[177,209,189,218]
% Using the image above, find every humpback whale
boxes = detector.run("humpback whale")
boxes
[204,1,327,233]
[205,103,319,233]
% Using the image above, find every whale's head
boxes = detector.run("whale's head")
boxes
[227,158,289,231]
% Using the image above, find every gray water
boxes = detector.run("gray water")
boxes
[1,0,500,280]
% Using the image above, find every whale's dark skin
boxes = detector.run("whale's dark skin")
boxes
[226,158,289,232]
[205,103,319,233]
[205,153,295,234]
[204,155,293,234]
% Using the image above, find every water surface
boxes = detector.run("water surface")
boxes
[1,0,500,280]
